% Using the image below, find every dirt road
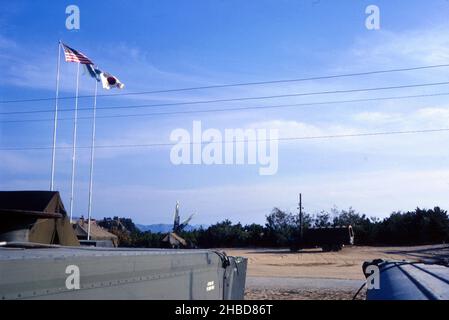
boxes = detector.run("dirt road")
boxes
[226,244,449,280]
[245,276,365,300]
[223,244,449,300]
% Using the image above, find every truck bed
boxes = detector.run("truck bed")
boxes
[0,245,247,300]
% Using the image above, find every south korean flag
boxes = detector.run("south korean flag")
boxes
[99,71,125,90]
[85,64,124,90]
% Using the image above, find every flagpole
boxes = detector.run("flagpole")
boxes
[50,41,62,191]
[69,62,81,223]
[87,80,98,241]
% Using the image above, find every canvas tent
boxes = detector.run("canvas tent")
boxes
[73,218,118,247]
[162,232,188,248]
[0,191,79,246]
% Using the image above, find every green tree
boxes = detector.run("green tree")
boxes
[244,223,268,247]
[265,208,297,247]
[314,211,332,228]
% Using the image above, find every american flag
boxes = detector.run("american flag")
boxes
[62,43,94,65]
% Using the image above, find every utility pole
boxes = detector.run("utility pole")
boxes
[298,193,303,240]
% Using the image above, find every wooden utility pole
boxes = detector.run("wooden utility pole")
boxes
[298,193,303,239]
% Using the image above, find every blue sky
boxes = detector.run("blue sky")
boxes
[2,0,449,225]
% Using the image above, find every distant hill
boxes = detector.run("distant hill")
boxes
[136,224,208,233]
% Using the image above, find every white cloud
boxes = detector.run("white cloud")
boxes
[353,111,402,124]
[352,106,449,128]
[248,119,356,138]
[343,26,449,75]
[414,107,449,126]
[0,150,45,174]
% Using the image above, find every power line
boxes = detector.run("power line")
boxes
[1,63,449,104]
[2,92,449,124]
[1,128,448,151]
[2,81,449,116]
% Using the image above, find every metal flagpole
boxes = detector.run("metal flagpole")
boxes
[87,80,98,241]
[69,62,81,223]
[50,41,62,191]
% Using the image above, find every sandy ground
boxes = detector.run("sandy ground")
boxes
[223,244,449,300]
[244,276,366,300]
[244,286,364,300]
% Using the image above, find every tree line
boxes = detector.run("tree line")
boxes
[99,206,449,248]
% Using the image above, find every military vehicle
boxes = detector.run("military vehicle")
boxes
[0,191,247,300]
[290,194,354,252]
[290,226,354,252]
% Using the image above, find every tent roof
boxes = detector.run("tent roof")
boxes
[162,232,187,247]
[0,191,66,217]
[74,219,118,241]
